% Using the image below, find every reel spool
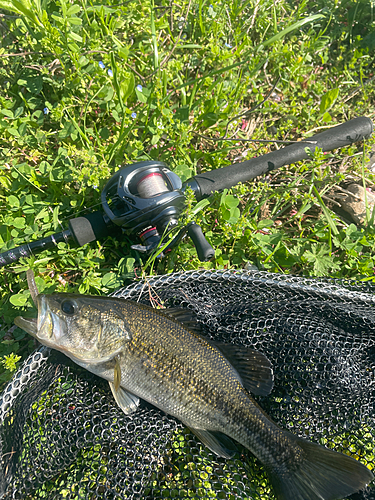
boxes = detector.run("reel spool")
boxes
[136,171,170,198]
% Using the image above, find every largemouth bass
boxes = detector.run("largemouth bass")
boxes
[14,273,373,500]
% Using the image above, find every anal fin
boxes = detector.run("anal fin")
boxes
[109,382,140,415]
[187,427,238,459]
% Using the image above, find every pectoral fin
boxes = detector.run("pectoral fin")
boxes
[109,382,140,415]
[114,356,121,391]
[187,427,238,459]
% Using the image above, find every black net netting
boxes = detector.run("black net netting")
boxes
[0,269,374,500]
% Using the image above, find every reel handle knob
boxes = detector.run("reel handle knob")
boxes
[187,223,215,262]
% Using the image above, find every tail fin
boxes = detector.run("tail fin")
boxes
[269,435,373,500]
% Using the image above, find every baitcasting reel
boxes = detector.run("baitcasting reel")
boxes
[0,117,373,267]
[100,160,214,260]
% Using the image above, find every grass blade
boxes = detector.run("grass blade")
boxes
[150,0,159,72]
[261,14,325,47]
[312,185,339,236]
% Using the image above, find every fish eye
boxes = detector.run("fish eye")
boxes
[61,299,77,315]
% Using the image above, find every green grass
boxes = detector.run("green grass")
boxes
[0,0,375,487]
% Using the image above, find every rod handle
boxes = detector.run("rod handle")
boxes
[191,117,373,199]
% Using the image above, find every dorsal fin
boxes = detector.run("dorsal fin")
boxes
[163,307,273,395]
[161,307,203,334]
[209,341,274,396]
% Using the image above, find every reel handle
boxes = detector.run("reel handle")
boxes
[187,223,215,261]
[191,116,373,199]
[163,222,214,262]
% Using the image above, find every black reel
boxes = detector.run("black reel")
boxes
[101,161,214,259]
[102,161,184,252]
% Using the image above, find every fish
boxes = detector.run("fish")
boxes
[14,271,373,500]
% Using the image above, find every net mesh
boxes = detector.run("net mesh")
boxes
[0,269,374,499]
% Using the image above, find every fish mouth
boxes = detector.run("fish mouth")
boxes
[14,316,38,337]
[14,294,47,339]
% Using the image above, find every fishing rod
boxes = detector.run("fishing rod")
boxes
[0,116,373,267]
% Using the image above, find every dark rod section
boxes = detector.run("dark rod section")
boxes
[0,230,73,268]
[190,116,373,200]
[0,212,112,269]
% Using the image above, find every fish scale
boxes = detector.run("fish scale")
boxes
[122,311,243,423]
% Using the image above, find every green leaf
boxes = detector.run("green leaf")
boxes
[68,31,83,42]
[13,217,26,229]
[68,42,80,53]
[100,127,110,140]
[262,14,325,48]
[101,272,120,287]
[10,294,28,306]
[52,205,60,230]
[14,106,24,118]
[200,112,218,129]
[174,106,189,122]
[7,127,20,137]
[151,134,160,145]
[303,245,340,276]
[98,85,114,102]
[312,185,339,235]
[1,109,14,118]
[173,163,194,183]
[67,16,82,26]
[120,73,135,102]
[319,88,339,114]
[58,120,75,139]
[321,111,332,122]
[112,109,121,122]
[39,161,51,174]
[179,44,203,49]
[17,73,43,94]
[258,219,274,229]
[118,46,129,61]
[35,207,49,221]
[192,198,210,215]
[86,5,115,14]
[0,0,41,25]
[223,195,239,209]
[124,257,135,274]
[7,195,20,207]
[66,4,80,15]
[0,0,19,13]
[18,122,28,136]
[51,13,64,23]
[135,86,147,103]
